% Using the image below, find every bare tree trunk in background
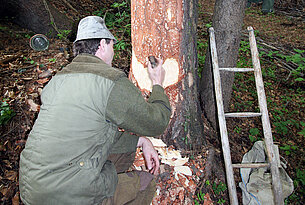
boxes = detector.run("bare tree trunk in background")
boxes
[199,0,247,129]
[130,0,205,150]
[0,0,72,37]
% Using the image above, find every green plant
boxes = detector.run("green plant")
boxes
[234,126,242,134]
[93,1,131,57]
[273,49,305,83]
[0,26,8,30]
[274,121,290,135]
[205,23,212,28]
[23,57,37,65]
[48,58,56,63]
[212,181,227,195]
[217,198,226,204]
[294,169,305,189]
[205,180,210,186]
[297,122,305,137]
[0,99,15,126]
[197,39,208,78]
[24,34,31,39]
[196,190,205,204]
[57,29,71,40]
[249,127,260,142]
[279,144,297,156]
[114,40,127,51]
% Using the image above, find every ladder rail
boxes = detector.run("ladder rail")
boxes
[248,26,284,205]
[209,27,239,205]
[209,26,284,205]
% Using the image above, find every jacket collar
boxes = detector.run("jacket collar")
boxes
[72,54,107,64]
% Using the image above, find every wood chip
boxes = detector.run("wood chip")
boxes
[39,70,52,78]
[27,99,40,112]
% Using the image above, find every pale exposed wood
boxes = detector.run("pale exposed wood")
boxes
[219,67,254,72]
[224,112,261,118]
[232,163,269,168]
[248,26,284,205]
[209,27,239,205]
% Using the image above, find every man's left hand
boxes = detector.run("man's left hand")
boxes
[137,137,160,175]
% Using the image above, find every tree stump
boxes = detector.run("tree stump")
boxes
[130,0,204,150]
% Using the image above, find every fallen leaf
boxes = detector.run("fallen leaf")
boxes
[4,170,17,181]
[36,78,50,84]
[12,192,19,205]
[0,187,8,197]
[39,70,52,78]
[203,193,214,205]
[27,99,40,112]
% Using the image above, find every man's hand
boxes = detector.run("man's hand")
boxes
[137,137,160,175]
[147,57,165,87]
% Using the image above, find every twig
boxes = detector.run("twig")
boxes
[42,0,60,34]
[62,0,79,14]
[273,56,304,77]
[241,31,304,77]
[0,55,19,64]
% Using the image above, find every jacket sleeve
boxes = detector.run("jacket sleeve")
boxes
[109,131,139,154]
[105,77,171,137]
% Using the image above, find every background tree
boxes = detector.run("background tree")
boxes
[0,0,72,37]
[200,0,247,129]
[130,0,205,150]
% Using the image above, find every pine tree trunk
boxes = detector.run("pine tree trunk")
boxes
[199,0,247,129]
[130,0,204,150]
[0,0,72,37]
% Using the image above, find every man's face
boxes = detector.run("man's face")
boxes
[104,40,114,66]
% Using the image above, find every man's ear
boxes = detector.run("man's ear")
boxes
[99,39,106,52]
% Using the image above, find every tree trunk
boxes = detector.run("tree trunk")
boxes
[199,0,247,129]
[0,0,72,37]
[130,0,204,150]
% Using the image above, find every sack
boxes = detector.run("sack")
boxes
[239,141,294,205]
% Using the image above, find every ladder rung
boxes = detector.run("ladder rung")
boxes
[233,163,270,169]
[219,68,254,72]
[225,112,262,118]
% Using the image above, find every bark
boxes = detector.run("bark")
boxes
[0,0,72,37]
[199,0,247,129]
[130,0,204,150]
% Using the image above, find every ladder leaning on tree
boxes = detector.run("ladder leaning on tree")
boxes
[209,26,284,205]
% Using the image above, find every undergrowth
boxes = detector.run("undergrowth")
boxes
[231,29,305,204]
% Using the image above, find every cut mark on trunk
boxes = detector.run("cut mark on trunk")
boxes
[131,51,179,92]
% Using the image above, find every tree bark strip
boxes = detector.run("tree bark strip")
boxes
[130,0,204,150]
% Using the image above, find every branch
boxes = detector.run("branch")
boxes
[62,0,79,14]
[42,0,60,34]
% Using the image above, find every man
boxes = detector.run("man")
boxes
[19,16,171,205]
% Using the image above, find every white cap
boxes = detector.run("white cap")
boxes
[74,16,117,43]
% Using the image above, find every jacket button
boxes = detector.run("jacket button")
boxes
[79,161,84,167]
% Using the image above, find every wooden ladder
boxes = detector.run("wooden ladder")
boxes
[209,26,284,205]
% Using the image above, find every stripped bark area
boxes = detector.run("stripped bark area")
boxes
[130,0,204,149]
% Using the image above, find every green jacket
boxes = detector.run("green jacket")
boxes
[19,54,171,205]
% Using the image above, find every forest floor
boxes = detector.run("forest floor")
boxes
[0,0,304,204]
